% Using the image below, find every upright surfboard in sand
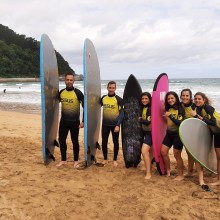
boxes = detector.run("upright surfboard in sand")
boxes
[179,118,217,174]
[151,73,168,175]
[40,34,59,165]
[122,74,142,168]
[83,38,101,167]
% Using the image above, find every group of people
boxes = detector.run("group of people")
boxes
[56,72,220,187]
[56,72,123,169]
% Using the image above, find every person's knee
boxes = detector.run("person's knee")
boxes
[161,146,168,156]
[174,149,182,159]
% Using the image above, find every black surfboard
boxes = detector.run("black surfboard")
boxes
[122,74,142,168]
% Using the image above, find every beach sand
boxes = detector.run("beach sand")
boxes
[0,110,220,220]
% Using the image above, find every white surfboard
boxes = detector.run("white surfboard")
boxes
[179,118,217,174]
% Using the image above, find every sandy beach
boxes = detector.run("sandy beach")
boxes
[0,109,220,220]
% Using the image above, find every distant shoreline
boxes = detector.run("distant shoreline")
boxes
[0,75,83,82]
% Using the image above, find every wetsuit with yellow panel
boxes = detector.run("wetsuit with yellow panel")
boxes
[58,87,84,161]
[162,106,185,150]
[101,93,124,161]
[196,104,220,147]
[139,105,152,146]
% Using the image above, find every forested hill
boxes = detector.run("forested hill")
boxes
[0,24,75,78]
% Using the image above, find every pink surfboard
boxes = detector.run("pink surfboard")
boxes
[151,73,169,175]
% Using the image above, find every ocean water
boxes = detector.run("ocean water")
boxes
[0,78,220,113]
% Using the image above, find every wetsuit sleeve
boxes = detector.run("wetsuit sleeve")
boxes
[58,89,65,102]
[116,95,124,126]
[100,95,106,106]
[169,107,185,126]
[116,110,124,126]
[202,105,217,126]
[75,88,84,122]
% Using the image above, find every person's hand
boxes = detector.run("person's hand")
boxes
[114,125,120,133]
[190,108,197,117]
[164,111,171,117]
[79,122,84,128]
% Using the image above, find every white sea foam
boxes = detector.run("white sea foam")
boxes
[0,78,220,112]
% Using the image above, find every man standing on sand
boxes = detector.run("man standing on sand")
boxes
[100,81,124,166]
[56,72,84,168]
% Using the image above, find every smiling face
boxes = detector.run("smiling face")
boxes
[181,90,191,105]
[141,95,150,106]
[167,94,176,106]
[107,83,116,95]
[65,74,74,89]
[194,94,205,107]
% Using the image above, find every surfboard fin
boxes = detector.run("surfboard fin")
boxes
[54,140,59,147]
[156,162,163,176]
[96,142,101,150]
[46,148,55,161]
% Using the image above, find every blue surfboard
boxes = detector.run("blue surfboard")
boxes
[83,38,101,167]
[40,34,59,165]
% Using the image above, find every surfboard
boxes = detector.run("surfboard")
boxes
[122,74,142,168]
[40,34,59,165]
[151,73,169,175]
[83,38,101,167]
[179,118,217,174]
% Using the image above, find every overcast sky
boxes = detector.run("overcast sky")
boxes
[1,0,220,79]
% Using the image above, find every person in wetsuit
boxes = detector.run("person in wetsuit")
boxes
[192,92,220,186]
[100,81,123,166]
[139,92,153,179]
[180,89,196,176]
[56,72,84,168]
[161,91,185,181]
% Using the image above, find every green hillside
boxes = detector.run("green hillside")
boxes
[0,24,75,78]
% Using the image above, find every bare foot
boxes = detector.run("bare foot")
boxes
[144,174,151,180]
[73,161,79,169]
[166,170,171,177]
[139,166,146,171]
[56,161,67,167]
[113,161,118,167]
[102,160,108,165]
[174,175,184,181]
[210,180,220,186]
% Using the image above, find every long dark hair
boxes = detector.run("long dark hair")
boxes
[165,91,180,111]
[140,92,152,107]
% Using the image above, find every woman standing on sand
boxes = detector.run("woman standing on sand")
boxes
[139,92,153,180]
[192,92,220,186]
[161,91,185,181]
[180,89,196,176]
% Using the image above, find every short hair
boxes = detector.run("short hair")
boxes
[107,81,116,87]
[65,72,74,78]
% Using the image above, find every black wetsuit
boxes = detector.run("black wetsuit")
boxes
[58,87,84,161]
[139,105,152,146]
[197,104,220,147]
[162,106,185,150]
[100,93,123,161]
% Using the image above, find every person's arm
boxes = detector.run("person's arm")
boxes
[196,105,216,126]
[75,88,84,123]
[169,107,184,126]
